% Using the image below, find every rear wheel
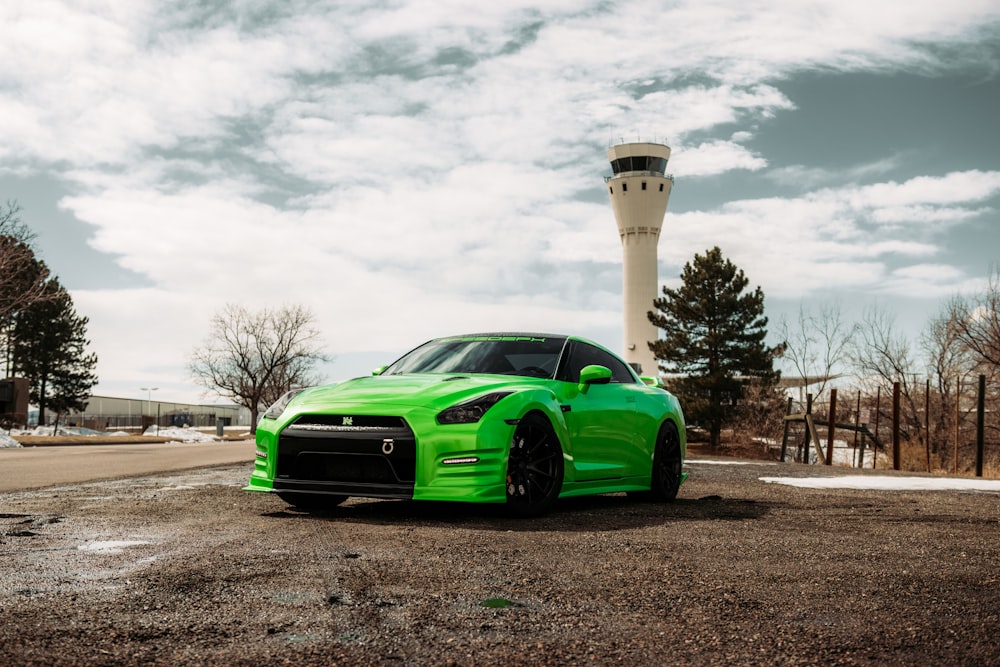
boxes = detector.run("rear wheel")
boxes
[276,492,348,511]
[505,414,563,517]
[649,422,683,502]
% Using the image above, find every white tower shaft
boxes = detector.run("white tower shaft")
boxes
[605,142,673,376]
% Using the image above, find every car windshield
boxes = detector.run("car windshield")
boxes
[383,335,567,379]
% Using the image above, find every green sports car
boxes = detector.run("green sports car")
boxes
[245,333,687,516]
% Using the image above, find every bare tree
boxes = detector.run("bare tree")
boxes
[849,305,922,441]
[930,289,1000,469]
[1,201,52,376]
[190,304,329,431]
[777,301,856,402]
[732,376,788,453]
[0,200,32,243]
[1,201,50,322]
[921,299,979,463]
[951,267,1000,369]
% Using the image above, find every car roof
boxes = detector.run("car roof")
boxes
[435,332,614,353]
[441,332,564,338]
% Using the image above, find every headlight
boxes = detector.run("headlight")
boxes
[261,388,307,421]
[436,392,513,424]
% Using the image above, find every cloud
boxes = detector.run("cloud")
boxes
[670,140,768,177]
[764,157,903,189]
[851,170,1000,208]
[663,170,997,298]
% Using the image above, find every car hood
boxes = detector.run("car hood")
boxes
[291,373,545,412]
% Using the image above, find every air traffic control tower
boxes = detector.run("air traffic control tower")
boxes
[604,142,673,376]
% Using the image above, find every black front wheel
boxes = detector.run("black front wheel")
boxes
[649,421,683,502]
[505,414,564,517]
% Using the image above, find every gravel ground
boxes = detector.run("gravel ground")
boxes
[1,458,998,666]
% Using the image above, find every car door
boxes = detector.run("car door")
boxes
[556,342,643,481]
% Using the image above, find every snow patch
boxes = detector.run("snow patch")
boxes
[78,540,151,553]
[142,426,217,442]
[687,459,776,466]
[18,425,108,437]
[1,432,22,448]
[10,426,130,438]
[760,475,1000,492]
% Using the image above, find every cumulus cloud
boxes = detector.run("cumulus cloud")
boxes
[665,170,999,299]
[670,140,768,177]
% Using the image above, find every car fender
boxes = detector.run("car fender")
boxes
[657,392,687,458]
[494,387,580,482]
[630,388,685,458]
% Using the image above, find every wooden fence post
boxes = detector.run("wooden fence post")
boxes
[825,389,837,465]
[954,377,960,475]
[893,382,901,471]
[874,386,881,470]
[976,374,986,478]
[854,392,863,468]
[925,378,931,472]
[802,393,813,463]
[780,397,792,463]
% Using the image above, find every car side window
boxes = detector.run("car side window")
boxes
[556,342,636,384]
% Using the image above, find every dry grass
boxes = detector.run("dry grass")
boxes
[886,438,999,479]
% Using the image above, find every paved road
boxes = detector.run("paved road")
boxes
[0,440,256,492]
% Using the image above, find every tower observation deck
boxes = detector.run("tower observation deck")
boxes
[604,142,673,376]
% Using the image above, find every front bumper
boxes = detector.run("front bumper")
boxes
[244,406,514,504]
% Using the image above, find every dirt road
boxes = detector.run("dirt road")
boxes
[1,458,998,665]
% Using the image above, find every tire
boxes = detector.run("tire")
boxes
[649,421,683,502]
[276,492,348,511]
[505,413,564,517]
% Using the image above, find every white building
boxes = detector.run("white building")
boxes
[72,395,248,431]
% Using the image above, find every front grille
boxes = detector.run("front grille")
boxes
[288,414,407,431]
[276,415,416,494]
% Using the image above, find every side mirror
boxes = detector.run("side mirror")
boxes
[578,364,612,393]
[372,365,388,376]
[640,375,664,388]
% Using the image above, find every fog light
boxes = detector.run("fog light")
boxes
[442,457,480,465]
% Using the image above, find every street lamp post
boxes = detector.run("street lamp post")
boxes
[140,387,159,435]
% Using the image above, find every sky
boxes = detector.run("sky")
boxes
[1,0,999,406]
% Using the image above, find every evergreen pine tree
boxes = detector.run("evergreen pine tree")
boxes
[648,246,777,447]
[11,278,98,428]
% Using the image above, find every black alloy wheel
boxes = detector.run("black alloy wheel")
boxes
[649,421,682,502]
[505,413,564,517]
